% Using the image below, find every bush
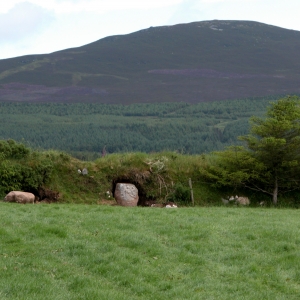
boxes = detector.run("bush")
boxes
[0,139,30,159]
[167,183,191,204]
[0,140,54,196]
[0,161,23,195]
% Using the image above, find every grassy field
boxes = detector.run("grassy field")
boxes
[1,204,300,299]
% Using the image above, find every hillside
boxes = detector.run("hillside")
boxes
[0,20,300,104]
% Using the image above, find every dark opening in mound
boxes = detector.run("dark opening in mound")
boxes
[112,177,154,206]
[37,188,60,203]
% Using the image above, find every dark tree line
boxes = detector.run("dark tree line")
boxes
[0,96,278,157]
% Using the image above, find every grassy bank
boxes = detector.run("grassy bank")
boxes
[1,141,298,206]
[33,150,251,206]
[0,204,300,299]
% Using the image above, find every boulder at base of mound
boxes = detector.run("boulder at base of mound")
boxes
[115,183,139,207]
[4,191,35,204]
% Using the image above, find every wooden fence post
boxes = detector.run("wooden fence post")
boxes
[189,178,194,206]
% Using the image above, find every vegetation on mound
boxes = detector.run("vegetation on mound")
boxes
[0,139,53,197]
[0,143,299,207]
[0,141,211,205]
[0,138,242,205]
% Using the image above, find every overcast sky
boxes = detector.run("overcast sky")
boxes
[0,0,299,60]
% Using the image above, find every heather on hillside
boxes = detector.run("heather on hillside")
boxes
[1,20,300,104]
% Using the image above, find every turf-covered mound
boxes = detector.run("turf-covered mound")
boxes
[2,139,299,207]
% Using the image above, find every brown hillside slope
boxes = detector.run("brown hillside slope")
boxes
[0,20,300,104]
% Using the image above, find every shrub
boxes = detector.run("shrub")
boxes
[167,183,191,204]
[0,139,30,159]
[0,161,23,195]
[0,140,54,196]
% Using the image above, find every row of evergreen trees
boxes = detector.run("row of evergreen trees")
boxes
[0,97,273,156]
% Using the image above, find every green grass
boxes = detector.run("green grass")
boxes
[1,204,300,299]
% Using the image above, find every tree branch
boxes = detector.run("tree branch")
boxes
[244,183,273,195]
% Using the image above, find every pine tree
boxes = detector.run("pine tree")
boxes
[240,96,300,204]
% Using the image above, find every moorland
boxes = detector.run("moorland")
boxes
[0,20,300,104]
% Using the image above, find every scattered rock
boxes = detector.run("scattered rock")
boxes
[165,202,178,208]
[235,196,250,206]
[221,195,250,206]
[4,191,36,204]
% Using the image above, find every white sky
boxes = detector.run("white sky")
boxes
[0,0,299,60]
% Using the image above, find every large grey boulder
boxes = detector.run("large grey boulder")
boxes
[114,183,139,207]
[4,191,35,204]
